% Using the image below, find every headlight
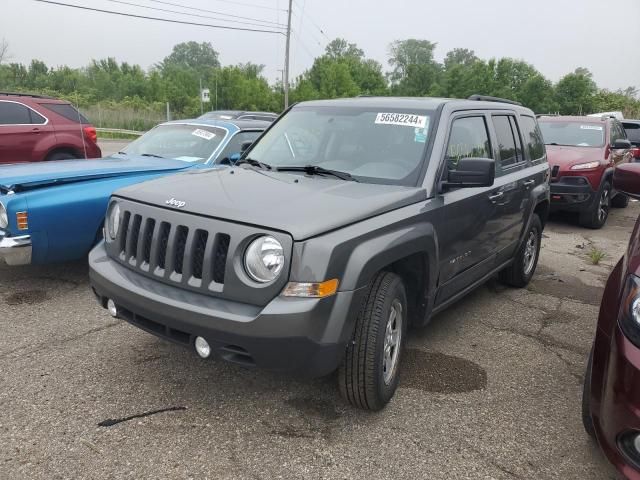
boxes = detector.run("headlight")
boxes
[244,235,284,283]
[107,202,121,240]
[619,275,640,347]
[570,161,600,170]
[0,202,7,229]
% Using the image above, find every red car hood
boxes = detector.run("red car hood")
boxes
[546,145,603,169]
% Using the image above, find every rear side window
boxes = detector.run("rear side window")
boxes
[29,110,46,125]
[0,101,32,124]
[445,116,491,171]
[519,116,545,161]
[492,115,523,168]
[624,123,640,144]
[41,103,90,124]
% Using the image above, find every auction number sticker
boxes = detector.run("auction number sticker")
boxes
[580,125,603,131]
[192,128,216,140]
[375,112,427,128]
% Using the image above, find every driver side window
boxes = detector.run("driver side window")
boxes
[446,116,492,172]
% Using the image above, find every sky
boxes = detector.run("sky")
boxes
[1,0,639,92]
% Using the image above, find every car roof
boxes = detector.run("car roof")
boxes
[162,118,270,130]
[295,96,533,113]
[200,110,278,117]
[623,119,640,125]
[0,92,69,104]
[537,115,610,123]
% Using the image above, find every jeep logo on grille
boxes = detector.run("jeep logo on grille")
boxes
[165,198,186,208]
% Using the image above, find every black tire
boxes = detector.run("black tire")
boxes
[579,181,611,229]
[339,271,407,411]
[611,193,629,208]
[582,348,596,439]
[499,214,542,288]
[46,151,78,161]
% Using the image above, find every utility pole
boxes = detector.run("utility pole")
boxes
[199,77,204,115]
[284,0,293,109]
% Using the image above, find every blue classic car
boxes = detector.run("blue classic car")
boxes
[0,118,268,265]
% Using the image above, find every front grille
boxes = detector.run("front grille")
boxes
[115,209,231,290]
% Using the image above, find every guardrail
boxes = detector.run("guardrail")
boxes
[96,128,144,136]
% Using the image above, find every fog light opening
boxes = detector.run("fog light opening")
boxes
[106,299,118,318]
[195,336,211,359]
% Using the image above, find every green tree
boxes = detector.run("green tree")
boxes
[555,68,597,114]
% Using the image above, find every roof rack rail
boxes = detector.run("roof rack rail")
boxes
[467,94,522,106]
[0,91,56,99]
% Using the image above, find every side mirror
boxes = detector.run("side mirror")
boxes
[612,139,632,150]
[613,163,640,198]
[229,153,241,163]
[240,141,253,152]
[445,157,495,188]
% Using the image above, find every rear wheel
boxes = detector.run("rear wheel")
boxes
[611,193,629,208]
[339,271,407,411]
[582,348,596,439]
[46,151,78,161]
[499,214,542,288]
[580,181,611,229]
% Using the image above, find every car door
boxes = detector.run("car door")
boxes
[435,113,501,305]
[0,101,50,164]
[487,113,532,264]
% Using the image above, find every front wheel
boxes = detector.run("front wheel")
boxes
[339,271,407,411]
[580,181,611,229]
[499,214,542,288]
[611,193,629,208]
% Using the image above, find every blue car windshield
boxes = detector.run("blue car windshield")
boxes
[123,124,227,163]
[246,106,434,185]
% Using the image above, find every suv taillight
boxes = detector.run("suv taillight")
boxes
[633,147,640,160]
[83,126,97,144]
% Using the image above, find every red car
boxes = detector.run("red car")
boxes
[0,92,101,164]
[583,162,640,478]
[538,115,633,229]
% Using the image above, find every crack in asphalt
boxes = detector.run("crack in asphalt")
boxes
[98,406,187,427]
[0,322,122,360]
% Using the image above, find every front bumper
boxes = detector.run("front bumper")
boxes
[549,176,596,212]
[89,243,364,377]
[593,324,640,479]
[0,233,32,265]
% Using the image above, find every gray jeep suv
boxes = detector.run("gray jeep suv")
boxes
[89,96,550,410]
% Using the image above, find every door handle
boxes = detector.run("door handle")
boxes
[523,179,535,187]
[31,128,40,134]
[488,191,504,202]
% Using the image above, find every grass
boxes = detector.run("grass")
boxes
[588,248,606,265]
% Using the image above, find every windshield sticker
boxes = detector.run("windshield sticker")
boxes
[375,113,427,128]
[580,125,603,131]
[192,129,216,140]
[414,126,428,143]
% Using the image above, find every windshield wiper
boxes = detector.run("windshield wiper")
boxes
[140,153,165,158]
[116,151,128,155]
[236,158,272,170]
[276,165,358,182]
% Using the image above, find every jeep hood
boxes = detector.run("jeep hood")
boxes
[114,167,427,240]
[0,155,191,193]
[546,145,603,168]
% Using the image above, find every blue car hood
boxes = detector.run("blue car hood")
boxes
[0,156,192,192]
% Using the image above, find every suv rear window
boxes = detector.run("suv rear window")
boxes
[623,122,640,144]
[41,103,90,124]
[519,116,545,160]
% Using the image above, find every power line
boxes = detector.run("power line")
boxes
[292,0,329,40]
[196,0,287,12]
[104,0,286,29]
[31,0,286,35]
[147,0,284,27]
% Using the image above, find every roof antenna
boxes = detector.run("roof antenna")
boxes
[74,85,88,159]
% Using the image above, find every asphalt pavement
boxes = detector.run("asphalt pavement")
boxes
[2,203,637,479]
[99,139,131,157]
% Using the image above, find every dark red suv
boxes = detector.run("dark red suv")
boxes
[583,162,640,479]
[0,92,101,164]
[538,115,633,228]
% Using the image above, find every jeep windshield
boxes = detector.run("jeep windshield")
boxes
[245,106,434,185]
[539,121,605,147]
[121,124,227,163]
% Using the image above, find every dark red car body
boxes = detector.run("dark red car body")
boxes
[539,115,633,228]
[585,163,640,479]
[0,92,101,164]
